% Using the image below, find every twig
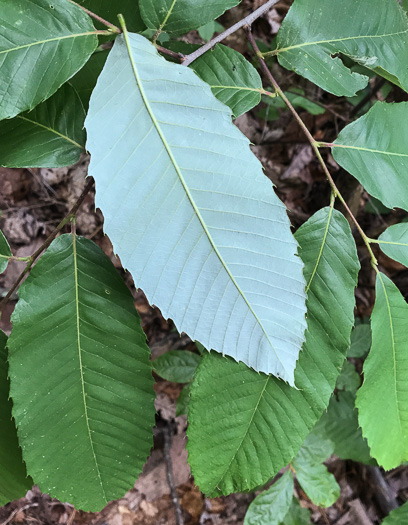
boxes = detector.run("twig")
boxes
[155,44,185,61]
[0,503,39,525]
[163,424,184,525]
[366,466,399,516]
[182,0,281,67]
[0,178,94,312]
[245,27,378,268]
[66,0,121,33]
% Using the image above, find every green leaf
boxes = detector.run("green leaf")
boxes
[139,0,239,35]
[243,470,294,525]
[0,0,98,120]
[284,91,325,116]
[187,207,359,495]
[192,44,262,117]
[316,391,374,465]
[176,383,191,416]
[348,323,371,358]
[336,360,360,392]
[356,273,408,469]
[85,33,307,384]
[153,350,201,383]
[69,50,109,109]
[280,498,311,525]
[275,0,408,96]
[198,20,224,42]
[0,230,12,274]
[382,502,408,524]
[0,331,31,505]
[78,1,145,32]
[332,102,408,211]
[378,223,408,267]
[292,434,340,508]
[0,84,86,168]
[8,234,155,511]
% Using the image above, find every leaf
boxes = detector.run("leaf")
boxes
[139,0,239,35]
[275,0,408,96]
[69,50,109,109]
[85,32,307,384]
[176,383,191,416]
[0,0,98,121]
[243,470,294,525]
[0,84,86,168]
[356,272,408,469]
[331,103,408,210]
[153,350,201,383]
[0,331,31,505]
[336,360,360,392]
[198,20,224,42]
[348,323,371,358]
[382,502,408,524]
[8,234,155,511]
[187,207,359,495]
[378,223,408,267]
[316,391,374,465]
[280,498,311,525]
[0,230,12,274]
[292,434,340,508]
[78,1,145,32]
[192,44,262,117]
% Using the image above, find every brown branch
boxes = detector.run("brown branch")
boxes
[66,0,121,33]
[155,44,185,62]
[245,27,378,267]
[0,177,94,312]
[182,0,281,67]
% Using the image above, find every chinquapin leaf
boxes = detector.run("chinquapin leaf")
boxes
[0,0,98,120]
[378,223,408,267]
[281,498,311,525]
[192,44,263,117]
[331,103,408,211]
[315,391,374,465]
[382,502,408,524]
[0,230,12,274]
[275,0,408,96]
[139,0,239,35]
[85,32,307,384]
[292,434,339,509]
[336,360,360,392]
[356,273,408,469]
[0,331,31,505]
[8,234,155,511]
[176,383,191,416]
[153,350,201,383]
[198,20,224,42]
[348,322,371,358]
[69,50,109,109]
[243,470,294,525]
[78,0,145,32]
[187,208,359,495]
[0,84,86,168]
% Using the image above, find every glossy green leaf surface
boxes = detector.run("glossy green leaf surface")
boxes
[382,502,408,524]
[0,0,98,120]
[356,273,408,469]
[0,230,12,274]
[70,50,109,109]
[332,102,408,211]
[243,470,294,525]
[378,223,408,267]
[139,0,239,35]
[316,391,374,465]
[78,1,145,32]
[85,33,307,384]
[292,434,339,508]
[276,0,408,96]
[187,208,359,495]
[153,350,200,383]
[0,331,31,506]
[0,84,86,168]
[8,235,155,511]
[192,44,262,117]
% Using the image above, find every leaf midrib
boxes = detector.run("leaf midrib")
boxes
[276,29,408,55]
[332,143,408,158]
[72,233,107,503]
[17,115,84,150]
[0,32,97,55]
[120,31,284,369]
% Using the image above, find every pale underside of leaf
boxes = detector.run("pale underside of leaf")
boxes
[85,32,307,383]
[187,207,359,495]
[276,0,408,96]
[8,235,154,511]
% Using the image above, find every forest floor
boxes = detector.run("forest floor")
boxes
[1,1,408,524]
